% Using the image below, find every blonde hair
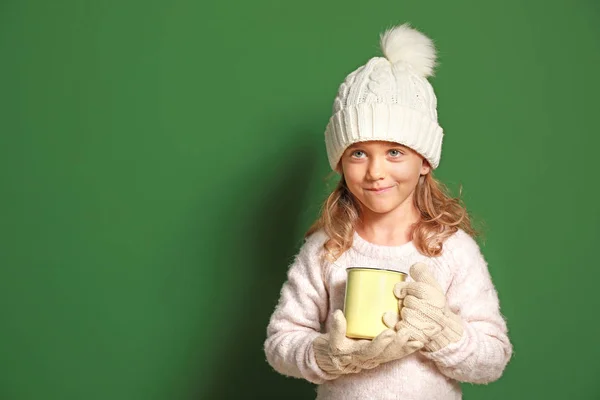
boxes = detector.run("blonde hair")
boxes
[305,170,478,262]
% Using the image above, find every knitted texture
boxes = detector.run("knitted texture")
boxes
[368,326,424,365]
[312,310,425,377]
[312,310,396,375]
[264,229,512,400]
[386,263,465,352]
[324,23,444,172]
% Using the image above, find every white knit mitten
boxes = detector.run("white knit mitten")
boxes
[312,310,397,376]
[377,316,426,364]
[392,263,464,352]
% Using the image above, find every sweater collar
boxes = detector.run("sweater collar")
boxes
[351,230,416,260]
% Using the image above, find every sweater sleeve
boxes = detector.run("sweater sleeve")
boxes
[421,232,513,384]
[264,231,338,384]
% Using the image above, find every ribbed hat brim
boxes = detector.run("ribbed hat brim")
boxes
[325,103,443,170]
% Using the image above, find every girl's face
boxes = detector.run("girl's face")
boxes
[340,140,430,217]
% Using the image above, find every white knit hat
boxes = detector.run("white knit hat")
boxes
[324,23,443,171]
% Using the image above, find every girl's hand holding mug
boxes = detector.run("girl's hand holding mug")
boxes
[312,309,424,376]
[385,263,464,352]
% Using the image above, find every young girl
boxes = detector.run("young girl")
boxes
[264,23,512,400]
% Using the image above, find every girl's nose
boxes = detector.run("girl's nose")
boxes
[367,159,385,180]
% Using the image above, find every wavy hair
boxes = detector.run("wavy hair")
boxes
[305,170,478,262]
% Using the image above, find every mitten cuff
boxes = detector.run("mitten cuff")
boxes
[424,314,464,352]
[312,337,342,376]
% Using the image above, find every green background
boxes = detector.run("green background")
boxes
[1,0,599,399]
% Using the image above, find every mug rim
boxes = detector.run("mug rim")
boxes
[346,266,407,275]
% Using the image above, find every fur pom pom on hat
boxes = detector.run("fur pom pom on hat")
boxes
[380,23,437,77]
[324,23,444,171]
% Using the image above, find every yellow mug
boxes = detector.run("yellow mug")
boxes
[344,267,407,339]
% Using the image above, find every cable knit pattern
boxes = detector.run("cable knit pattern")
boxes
[324,24,445,171]
[264,229,512,400]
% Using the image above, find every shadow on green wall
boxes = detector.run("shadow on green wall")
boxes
[198,132,323,399]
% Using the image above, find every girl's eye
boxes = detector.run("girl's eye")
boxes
[389,149,404,157]
[351,150,365,158]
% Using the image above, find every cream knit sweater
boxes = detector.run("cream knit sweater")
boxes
[264,228,512,400]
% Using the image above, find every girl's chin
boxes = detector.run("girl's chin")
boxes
[360,203,398,215]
